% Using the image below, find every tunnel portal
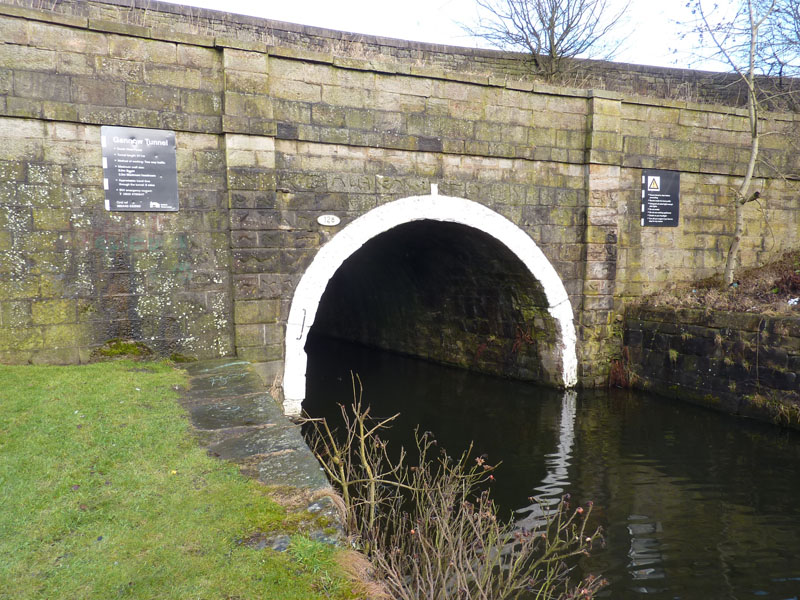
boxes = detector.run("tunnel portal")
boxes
[282,194,577,415]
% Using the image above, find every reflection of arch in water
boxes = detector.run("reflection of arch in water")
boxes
[282,193,578,416]
[516,389,577,530]
[515,390,668,591]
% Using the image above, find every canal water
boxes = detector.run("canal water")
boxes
[303,335,800,600]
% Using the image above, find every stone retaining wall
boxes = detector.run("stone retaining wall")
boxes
[0,0,798,395]
[623,306,800,427]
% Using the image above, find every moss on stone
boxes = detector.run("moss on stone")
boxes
[43,323,89,348]
[31,299,75,325]
[169,352,197,363]
[92,338,153,360]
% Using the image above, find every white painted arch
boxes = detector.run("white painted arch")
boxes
[282,194,578,416]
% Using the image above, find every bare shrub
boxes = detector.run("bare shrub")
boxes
[639,249,800,314]
[303,379,605,600]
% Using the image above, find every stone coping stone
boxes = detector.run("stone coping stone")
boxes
[188,392,284,430]
[247,448,332,491]
[182,371,267,401]
[178,358,333,505]
[208,422,309,460]
[181,358,252,376]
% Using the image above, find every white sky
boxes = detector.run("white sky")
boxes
[156,0,704,71]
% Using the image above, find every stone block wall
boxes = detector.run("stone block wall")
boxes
[0,115,232,363]
[0,2,233,364]
[24,0,800,110]
[0,7,224,130]
[0,0,798,393]
[624,306,800,426]
[614,98,800,306]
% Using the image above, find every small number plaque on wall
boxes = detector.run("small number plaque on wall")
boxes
[317,214,341,226]
[101,126,179,212]
[641,169,680,227]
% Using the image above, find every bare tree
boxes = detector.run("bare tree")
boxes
[462,0,630,79]
[761,0,800,77]
[683,1,778,285]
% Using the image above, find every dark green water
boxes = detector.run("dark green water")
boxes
[304,335,800,600]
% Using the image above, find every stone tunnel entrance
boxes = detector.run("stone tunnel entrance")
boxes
[282,195,576,415]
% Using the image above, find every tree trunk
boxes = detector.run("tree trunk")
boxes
[723,200,746,285]
[722,109,758,286]
[723,6,761,286]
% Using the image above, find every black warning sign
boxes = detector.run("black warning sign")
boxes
[641,169,679,227]
[101,126,178,212]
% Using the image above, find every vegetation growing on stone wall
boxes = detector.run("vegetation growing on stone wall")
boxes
[303,381,605,600]
[168,352,198,363]
[638,249,800,313]
[748,390,800,427]
[90,339,153,360]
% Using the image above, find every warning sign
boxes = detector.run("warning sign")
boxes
[641,169,679,227]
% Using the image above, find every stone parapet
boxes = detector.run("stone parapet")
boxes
[6,0,800,110]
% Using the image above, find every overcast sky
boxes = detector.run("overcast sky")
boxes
[156,0,704,71]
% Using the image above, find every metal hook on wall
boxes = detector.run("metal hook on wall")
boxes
[296,308,306,340]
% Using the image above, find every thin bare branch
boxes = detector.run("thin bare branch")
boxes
[463,0,629,79]
[303,381,605,599]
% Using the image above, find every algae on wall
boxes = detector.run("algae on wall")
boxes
[0,118,234,364]
[623,306,800,428]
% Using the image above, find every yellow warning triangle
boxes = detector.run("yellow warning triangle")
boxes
[649,178,660,190]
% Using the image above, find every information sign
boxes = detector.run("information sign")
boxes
[641,169,680,227]
[101,126,178,212]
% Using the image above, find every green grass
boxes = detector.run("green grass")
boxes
[0,361,352,600]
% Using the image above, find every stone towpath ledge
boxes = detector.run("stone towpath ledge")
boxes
[179,358,343,549]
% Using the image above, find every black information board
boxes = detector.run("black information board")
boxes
[641,169,680,227]
[101,126,178,212]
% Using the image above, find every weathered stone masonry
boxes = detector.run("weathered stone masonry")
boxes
[624,306,800,427]
[0,0,798,404]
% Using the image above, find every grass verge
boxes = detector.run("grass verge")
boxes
[0,361,352,600]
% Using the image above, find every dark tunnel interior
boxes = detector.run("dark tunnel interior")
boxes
[308,220,561,384]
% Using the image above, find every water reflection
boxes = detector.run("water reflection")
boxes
[626,515,665,588]
[516,390,576,530]
[304,335,800,600]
